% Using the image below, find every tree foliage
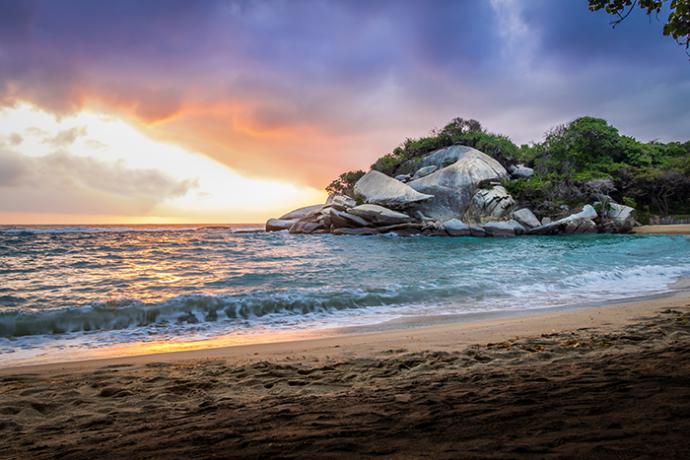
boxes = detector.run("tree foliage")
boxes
[327,115,690,221]
[588,0,690,51]
[325,170,365,197]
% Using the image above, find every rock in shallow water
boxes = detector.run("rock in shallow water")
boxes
[265,218,296,232]
[482,220,525,237]
[512,208,541,229]
[442,218,471,236]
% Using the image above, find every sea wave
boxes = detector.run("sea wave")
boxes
[0,286,448,338]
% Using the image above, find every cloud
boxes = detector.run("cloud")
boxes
[0,0,688,190]
[44,126,87,147]
[0,147,197,215]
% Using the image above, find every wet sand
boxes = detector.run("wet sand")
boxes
[1,295,690,459]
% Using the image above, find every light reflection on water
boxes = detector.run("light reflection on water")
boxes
[1,224,689,366]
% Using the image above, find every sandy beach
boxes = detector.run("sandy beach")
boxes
[633,224,690,235]
[1,293,689,459]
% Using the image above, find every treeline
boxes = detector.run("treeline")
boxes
[327,117,690,222]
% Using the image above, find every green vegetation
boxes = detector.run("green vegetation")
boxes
[328,116,690,221]
[508,117,690,220]
[370,118,522,177]
[325,170,365,197]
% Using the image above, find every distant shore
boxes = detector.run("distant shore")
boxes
[633,224,690,235]
[2,292,689,458]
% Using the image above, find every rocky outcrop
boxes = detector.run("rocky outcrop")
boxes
[266,204,324,232]
[529,205,598,235]
[512,208,540,229]
[412,165,437,180]
[266,143,638,238]
[602,202,636,233]
[325,194,356,210]
[327,208,370,228]
[279,204,323,221]
[348,204,412,225]
[332,227,379,236]
[464,185,515,223]
[442,218,471,236]
[509,164,534,178]
[354,170,432,209]
[407,146,508,221]
[265,219,297,232]
[482,220,525,237]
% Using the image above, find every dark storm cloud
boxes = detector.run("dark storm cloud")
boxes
[0,0,687,186]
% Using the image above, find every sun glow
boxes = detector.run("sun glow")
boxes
[0,103,326,224]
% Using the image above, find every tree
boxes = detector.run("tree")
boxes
[588,0,690,52]
[325,170,365,198]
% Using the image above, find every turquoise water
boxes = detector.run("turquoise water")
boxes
[1,225,689,365]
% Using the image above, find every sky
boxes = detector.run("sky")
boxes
[0,0,688,224]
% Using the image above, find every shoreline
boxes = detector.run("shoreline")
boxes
[1,289,689,458]
[3,289,689,375]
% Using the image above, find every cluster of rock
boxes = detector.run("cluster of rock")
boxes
[266,145,637,237]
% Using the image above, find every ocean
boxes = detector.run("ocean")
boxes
[1,225,689,366]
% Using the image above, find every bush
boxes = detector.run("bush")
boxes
[325,170,365,198]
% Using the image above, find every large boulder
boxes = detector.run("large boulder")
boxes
[512,208,540,229]
[377,223,424,235]
[412,165,438,180]
[407,146,508,221]
[602,202,636,233]
[354,170,432,209]
[509,164,534,178]
[279,204,323,221]
[265,219,295,232]
[529,205,598,235]
[442,218,471,236]
[464,185,515,223]
[328,208,371,228]
[266,204,324,232]
[325,194,356,210]
[348,204,412,225]
[332,227,379,236]
[482,220,525,237]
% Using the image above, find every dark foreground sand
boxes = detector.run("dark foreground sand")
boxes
[1,298,689,459]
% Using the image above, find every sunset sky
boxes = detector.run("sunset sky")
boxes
[0,0,688,224]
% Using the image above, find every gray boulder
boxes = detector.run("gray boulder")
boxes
[407,146,508,221]
[564,218,597,234]
[354,170,433,209]
[412,165,438,180]
[442,218,471,236]
[332,227,379,236]
[464,185,515,222]
[469,225,487,237]
[512,208,541,229]
[265,218,296,232]
[328,208,370,228]
[603,202,636,233]
[509,164,534,178]
[348,204,412,225]
[394,174,412,183]
[279,204,323,220]
[325,194,356,210]
[529,205,599,235]
[482,220,525,237]
[377,223,424,235]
